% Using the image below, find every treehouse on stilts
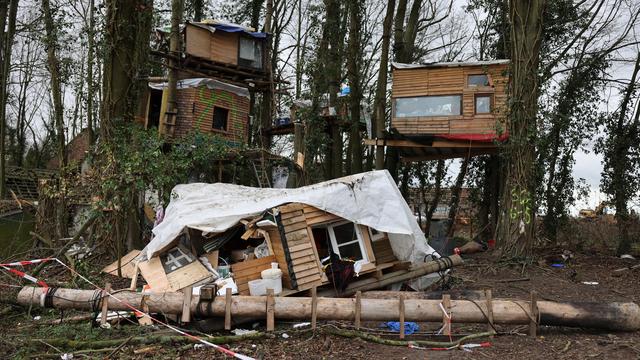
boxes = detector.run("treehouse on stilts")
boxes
[366,60,510,162]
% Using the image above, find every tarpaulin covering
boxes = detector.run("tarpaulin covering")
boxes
[435,132,509,142]
[188,21,267,39]
[143,170,441,289]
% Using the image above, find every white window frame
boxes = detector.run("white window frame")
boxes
[326,221,369,263]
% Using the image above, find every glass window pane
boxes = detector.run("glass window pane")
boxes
[395,95,462,117]
[332,223,358,245]
[475,95,491,114]
[468,74,489,86]
[239,38,256,60]
[337,242,364,261]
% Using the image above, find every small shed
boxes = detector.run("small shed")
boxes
[140,171,441,295]
[183,21,268,72]
[142,78,250,146]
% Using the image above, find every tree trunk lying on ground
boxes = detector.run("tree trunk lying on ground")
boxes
[17,287,640,331]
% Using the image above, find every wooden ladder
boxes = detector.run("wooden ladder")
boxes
[252,156,271,188]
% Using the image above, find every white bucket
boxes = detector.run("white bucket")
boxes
[260,262,283,294]
[262,277,282,294]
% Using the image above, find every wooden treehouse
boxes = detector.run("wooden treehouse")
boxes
[366,60,510,161]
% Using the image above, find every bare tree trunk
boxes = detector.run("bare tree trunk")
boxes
[446,157,469,237]
[86,0,95,145]
[0,0,17,198]
[164,0,183,138]
[496,0,545,257]
[192,0,204,21]
[260,0,274,149]
[374,0,395,170]
[346,0,363,174]
[425,159,445,232]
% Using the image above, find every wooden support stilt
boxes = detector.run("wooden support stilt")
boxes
[224,287,232,330]
[266,289,275,331]
[100,283,111,326]
[311,286,318,330]
[399,295,405,339]
[529,291,538,337]
[181,287,192,324]
[355,291,362,330]
[484,289,494,337]
[442,294,451,336]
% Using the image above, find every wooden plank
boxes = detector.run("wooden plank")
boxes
[399,295,405,339]
[305,213,341,225]
[266,289,275,331]
[355,291,361,330]
[166,261,212,291]
[280,210,304,220]
[279,203,304,214]
[281,215,307,226]
[530,291,538,337]
[102,250,141,279]
[181,287,193,323]
[291,261,318,273]
[231,255,276,272]
[284,221,308,233]
[138,257,171,292]
[296,274,323,286]
[100,283,111,327]
[290,248,315,259]
[442,294,451,336]
[225,287,232,330]
[289,243,312,253]
[485,289,494,337]
[129,262,140,290]
[210,31,239,65]
[284,228,310,242]
[311,287,318,330]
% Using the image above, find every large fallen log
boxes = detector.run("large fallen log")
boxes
[17,287,640,331]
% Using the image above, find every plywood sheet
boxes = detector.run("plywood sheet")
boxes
[102,250,141,279]
[166,260,213,291]
[138,257,171,292]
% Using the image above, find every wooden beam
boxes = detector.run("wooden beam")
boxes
[224,287,232,330]
[266,289,275,332]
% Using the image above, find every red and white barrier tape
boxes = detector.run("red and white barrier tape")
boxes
[1,257,254,360]
[0,258,53,267]
[1,266,48,288]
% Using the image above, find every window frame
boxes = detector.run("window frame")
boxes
[474,94,493,115]
[368,227,386,242]
[212,106,230,132]
[393,94,463,118]
[325,221,369,262]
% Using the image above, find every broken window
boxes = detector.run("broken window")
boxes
[394,95,462,117]
[475,94,492,114]
[326,222,368,262]
[468,74,490,86]
[369,227,386,242]
[239,37,263,69]
[213,106,229,131]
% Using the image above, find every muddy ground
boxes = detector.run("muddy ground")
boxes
[1,250,639,359]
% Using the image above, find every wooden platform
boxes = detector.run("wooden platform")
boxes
[364,138,498,161]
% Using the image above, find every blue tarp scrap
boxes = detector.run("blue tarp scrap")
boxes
[211,23,268,39]
[383,322,420,335]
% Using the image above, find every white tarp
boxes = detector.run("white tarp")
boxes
[149,78,250,99]
[392,59,509,70]
[144,170,441,289]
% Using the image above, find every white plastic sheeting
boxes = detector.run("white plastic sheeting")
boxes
[148,78,250,99]
[144,170,441,289]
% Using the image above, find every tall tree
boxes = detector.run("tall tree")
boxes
[0,0,17,198]
[346,0,363,174]
[374,0,395,170]
[496,0,545,257]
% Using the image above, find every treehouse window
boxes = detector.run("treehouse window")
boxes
[369,227,386,242]
[239,37,263,69]
[475,94,492,114]
[394,95,462,117]
[212,106,229,131]
[326,222,368,262]
[468,74,490,87]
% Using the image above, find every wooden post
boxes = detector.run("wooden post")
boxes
[181,287,192,324]
[484,289,494,337]
[399,295,405,339]
[129,263,140,290]
[442,294,451,336]
[137,295,153,326]
[100,283,111,326]
[266,289,275,331]
[224,287,232,330]
[311,286,318,330]
[529,291,538,337]
[355,291,362,330]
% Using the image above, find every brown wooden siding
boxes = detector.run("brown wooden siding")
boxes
[185,24,240,66]
[391,63,509,136]
[172,87,249,146]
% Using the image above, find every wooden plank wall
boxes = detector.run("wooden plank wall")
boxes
[185,24,239,66]
[231,255,277,295]
[372,237,397,264]
[391,63,509,136]
[276,204,324,291]
[172,87,249,146]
